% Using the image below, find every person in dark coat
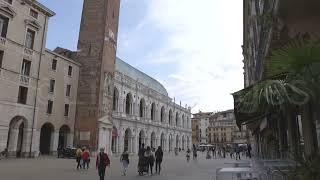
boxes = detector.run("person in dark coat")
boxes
[145,146,155,175]
[138,143,146,175]
[155,146,163,174]
[96,148,110,180]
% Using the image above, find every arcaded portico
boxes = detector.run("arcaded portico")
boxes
[98,58,192,155]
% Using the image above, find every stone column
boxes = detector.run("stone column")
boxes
[51,131,59,155]
[133,136,138,154]
[130,137,133,153]
[67,132,74,147]
[119,132,124,154]
[7,129,18,155]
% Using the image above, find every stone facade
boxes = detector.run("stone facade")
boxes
[192,110,249,146]
[0,0,80,157]
[191,112,212,145]
[109,58,192,154]
[208,110,248,145]
[74,0,121,149]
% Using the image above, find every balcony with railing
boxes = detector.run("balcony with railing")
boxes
[19,74,30,85]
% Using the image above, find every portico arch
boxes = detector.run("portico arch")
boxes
[169,134,173,151]
[138,130,146,149]
[113,87,119,111]
[169,109,173,125]
[160,133,165,148]
[182,135,185,150]
[125,93,133,115]
[176,134,179,149]
[111,126,118,154]
[175,112,179,126]
[160,106,165,123]
[58,125,71,148]
[124,128,132,152]
[151,132,156,148]
[139,98,146,117]
[6,116,28,157]
[151,103,156,121]
[40,123,55,155]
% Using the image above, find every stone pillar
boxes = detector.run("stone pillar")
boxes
[7,129,19,155]
[51,131,59,155]
[98,127,108,152]
[133,136,138,154]
[21,128,32,157]
[130,137,133,153]
[67,132,74,147]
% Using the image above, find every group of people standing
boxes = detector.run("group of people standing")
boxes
[75,146,91,169]
[138,144,164,176]
[204,144,252,160]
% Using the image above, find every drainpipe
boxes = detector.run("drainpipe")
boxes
[29,16,48,158]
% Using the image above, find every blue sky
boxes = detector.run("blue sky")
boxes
[39,0,244,113]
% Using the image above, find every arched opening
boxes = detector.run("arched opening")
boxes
[113,87,119,111]
[169,109,172,125]
[160,106,165,123]
[182,114,185,128]
[169,134,173,151]
[124,128,132,152]
[151,132,156,148]
[139,98,145,117]
[176,134,179,149]
[125,93,133,115]
[175,112,179,126]
[151,103,156,121]
[187,136,190,149]
[182,136,185,150]
[58,125,71,148]
[138,130,146,149]
[40,123,54,155]
[6,116,27,157]
[160,133,165,148]
[111,127,118,154]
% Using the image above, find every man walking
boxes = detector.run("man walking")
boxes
[155,146,163,174]
[96,148,110,180]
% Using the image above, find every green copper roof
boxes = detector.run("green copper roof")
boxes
[115,57,168,96]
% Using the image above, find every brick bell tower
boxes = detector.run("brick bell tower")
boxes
[75,0,120,150]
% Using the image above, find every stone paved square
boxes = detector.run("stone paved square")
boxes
[0,153,246,180]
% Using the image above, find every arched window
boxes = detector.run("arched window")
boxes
[139,98,145,117]
[151,103,156,121]
[169,109,173,125]
[112,87,119,111]
[125,93,132,115]
[175,112,179,126]
[160,106,165,123]
[182,114,185,128]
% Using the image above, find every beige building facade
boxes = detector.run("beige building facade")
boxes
[0,0,80,157]
[192,110,249,146]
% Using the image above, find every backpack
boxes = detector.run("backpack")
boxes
[99,153,110,167]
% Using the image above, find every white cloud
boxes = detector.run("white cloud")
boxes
[145,0,244,113]
[118,0,244,113]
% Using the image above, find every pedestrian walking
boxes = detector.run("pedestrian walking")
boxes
[155,146,163,174]
[186,148,191,162]
[82,147,90,169]
[76,147,83,169]
[145,146,155,175]
[120,150,129,176]
[96,147,110,180]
